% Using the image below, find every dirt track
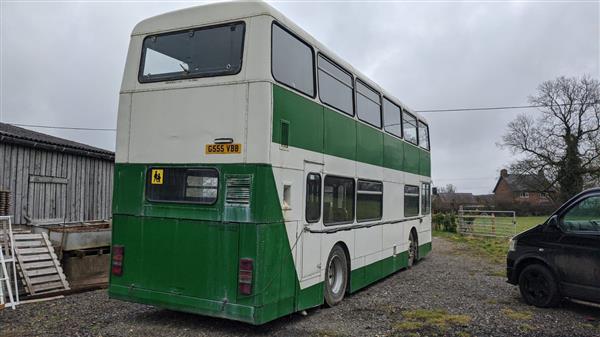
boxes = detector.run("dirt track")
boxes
[2,237,599,337]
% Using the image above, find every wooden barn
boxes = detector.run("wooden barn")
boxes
[0,122,114,225]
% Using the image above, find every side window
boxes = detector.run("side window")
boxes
[421,183,431,215]
[403,112,418,145]
[404,185,420,217]
[306,173,321,223]
[356,80,382,128]
[383,98,402,138]
[356,180,383,221]
[318,55,354,116]
[418,121,430,150]
[561,195,600,233]
[323,176,355,225]
[271,23,314,97]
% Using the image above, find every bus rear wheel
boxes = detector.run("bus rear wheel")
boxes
[408,231,418,268]
[324,245,348,307]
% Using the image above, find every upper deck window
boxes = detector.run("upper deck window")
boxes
[318,54,353,115]
[403,111,418,145]
[139,22,245,83]
[418,121,430,150]
[272,23,315,97]
[383,98,402,138]
[356,80,382,128]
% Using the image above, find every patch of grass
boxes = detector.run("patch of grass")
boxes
[456,332,471,337]
[393,309,471,335]
[501,308,533,321]
[315,329,346,337]
[518,323,535,333]
[434,216,550,266]
[516,216,548,232]
[434,230,510,265]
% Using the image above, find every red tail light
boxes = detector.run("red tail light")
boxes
[112,245,124,276]
[238,258,253,295]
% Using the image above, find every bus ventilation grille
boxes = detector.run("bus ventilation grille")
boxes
[225,176,252,206]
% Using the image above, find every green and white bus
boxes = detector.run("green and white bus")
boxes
[110,1,432,325]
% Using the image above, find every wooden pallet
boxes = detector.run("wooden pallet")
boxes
[13,233,69,295]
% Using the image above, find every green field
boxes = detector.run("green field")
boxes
[516,216,548,233]
[433,216,550,266]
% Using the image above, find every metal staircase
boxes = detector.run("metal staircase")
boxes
[1,216,19,310]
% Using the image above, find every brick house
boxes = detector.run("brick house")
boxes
[493,169,556,211]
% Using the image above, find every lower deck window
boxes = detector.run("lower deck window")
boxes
[146,168,218,204]
[323,176,355,225]
[421,183,431,215]
[357,180,383,221]
[306,173,322,222]
[404,185,420,217]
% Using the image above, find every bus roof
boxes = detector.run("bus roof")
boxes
[132,1,427,124]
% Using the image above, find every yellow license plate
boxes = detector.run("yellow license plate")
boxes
[205,143,242,154]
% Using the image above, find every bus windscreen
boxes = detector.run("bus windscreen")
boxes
[139,22,245,83]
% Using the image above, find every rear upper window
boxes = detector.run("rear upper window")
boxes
[139,22,245,83]
[146,168,219,204]
[272,23,315,97]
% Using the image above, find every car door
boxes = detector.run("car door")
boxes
[556,194,600,302]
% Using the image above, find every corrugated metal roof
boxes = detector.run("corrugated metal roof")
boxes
[0,122,114,159]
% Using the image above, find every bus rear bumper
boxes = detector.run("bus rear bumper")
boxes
[108,284,259,324]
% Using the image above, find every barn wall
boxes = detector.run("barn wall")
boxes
[0,142,114,225]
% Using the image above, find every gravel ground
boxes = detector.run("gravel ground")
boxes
[2,237,600,337]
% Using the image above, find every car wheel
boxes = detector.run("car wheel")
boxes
[324,245,348,307]
[518,264,560,308]
[408,231,418,268]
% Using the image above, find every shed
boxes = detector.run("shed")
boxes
[0,122,114,225]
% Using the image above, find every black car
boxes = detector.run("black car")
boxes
[507,188,600,308]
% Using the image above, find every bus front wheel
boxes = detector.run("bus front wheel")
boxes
[324,245,348,307]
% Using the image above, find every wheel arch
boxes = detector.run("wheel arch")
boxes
[514,256,560,284]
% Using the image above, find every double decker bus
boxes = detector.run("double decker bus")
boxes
[110,1,432,325]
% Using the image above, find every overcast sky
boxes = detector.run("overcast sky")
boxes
[1,1,598,194]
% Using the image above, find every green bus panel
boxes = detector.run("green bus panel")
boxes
[383,133,404,171]
[324,106,356,161]
[357,122,383,167]
[272,84,431,175]
[420,150,431,177]
[403,143,421,175]
[272,85,324,153]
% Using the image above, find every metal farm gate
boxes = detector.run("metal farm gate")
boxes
[457,206,517,237]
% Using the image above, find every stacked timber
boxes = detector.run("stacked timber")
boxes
[0,190,9,216]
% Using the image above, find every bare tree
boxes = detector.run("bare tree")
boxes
[438,184,457,194]
[501,75,600,202]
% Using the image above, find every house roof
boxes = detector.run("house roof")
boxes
[493,173,553,193]
[434,192,477,205]
[0,122,114,160]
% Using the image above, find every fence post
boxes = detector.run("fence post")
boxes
[492,213,496,235]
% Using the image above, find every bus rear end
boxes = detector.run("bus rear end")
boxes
[109,7,299,324]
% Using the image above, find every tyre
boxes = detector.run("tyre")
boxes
[518,264,561,308]
[324,245,348,307]
[407,230,418,268]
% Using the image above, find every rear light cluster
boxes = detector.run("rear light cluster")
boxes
[238,258,253,295]
[112,245,125,276]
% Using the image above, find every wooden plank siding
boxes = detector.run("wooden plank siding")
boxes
[0,142,114,225]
